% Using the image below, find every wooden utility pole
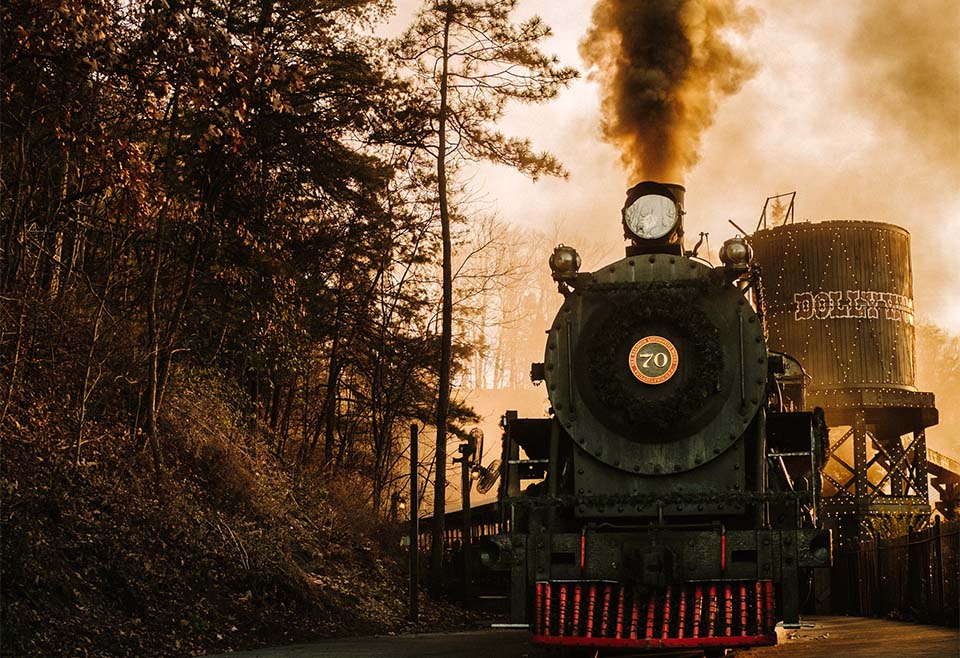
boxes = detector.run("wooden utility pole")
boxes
[456,428,481,604]
[409,424,419,623]
[461,448,472,604]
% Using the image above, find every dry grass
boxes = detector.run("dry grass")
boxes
[1,367,478,658]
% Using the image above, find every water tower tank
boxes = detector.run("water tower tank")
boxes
[752,220,916,392]
[753,219,936,529]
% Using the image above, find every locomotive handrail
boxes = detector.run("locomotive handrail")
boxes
[585,520,725,532]
[580,278,717,292]
[503,489,812,509]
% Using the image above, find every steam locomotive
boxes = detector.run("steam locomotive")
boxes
[485,182,832,656]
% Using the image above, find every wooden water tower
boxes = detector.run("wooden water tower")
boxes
[752,219,938,540]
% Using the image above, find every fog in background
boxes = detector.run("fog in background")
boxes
[386,1,959,472]
[389,0,958,322]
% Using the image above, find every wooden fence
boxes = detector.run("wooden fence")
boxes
[832,518,959,626]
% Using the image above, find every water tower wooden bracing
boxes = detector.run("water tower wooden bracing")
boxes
[752,220,938,535]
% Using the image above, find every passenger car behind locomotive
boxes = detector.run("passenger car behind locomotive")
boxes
[486,182,831,655]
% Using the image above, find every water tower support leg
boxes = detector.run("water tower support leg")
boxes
[853,410,868,519]
[909,429,929,504]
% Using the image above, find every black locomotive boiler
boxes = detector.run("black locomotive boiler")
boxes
[486,182,832,655]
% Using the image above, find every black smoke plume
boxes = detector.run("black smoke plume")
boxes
[580,0,757,182]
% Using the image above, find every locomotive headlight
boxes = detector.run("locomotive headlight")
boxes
[719,236,753,270]
[549,244,581,282]
[624,194,678,240]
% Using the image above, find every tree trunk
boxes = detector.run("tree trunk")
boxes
[268,371,281,430]
[145,214,165,486]
[75,269,111,466]
[0,302,28,425]
[156,226,202,412]
[431,4,453,592]
[2,131,29,291]
[277,376,297,459]
[476,286,488,388]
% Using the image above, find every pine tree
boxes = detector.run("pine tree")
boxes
[396,0,577,588]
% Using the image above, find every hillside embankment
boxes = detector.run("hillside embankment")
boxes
[1,375,473,658]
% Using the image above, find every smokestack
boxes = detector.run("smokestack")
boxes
[624,181,685,213]
[581,0,757,182]
[662,182,685,210]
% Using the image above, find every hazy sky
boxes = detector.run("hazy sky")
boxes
[388,0,960,331]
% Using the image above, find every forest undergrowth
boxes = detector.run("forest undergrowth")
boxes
[1,368,475,658]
